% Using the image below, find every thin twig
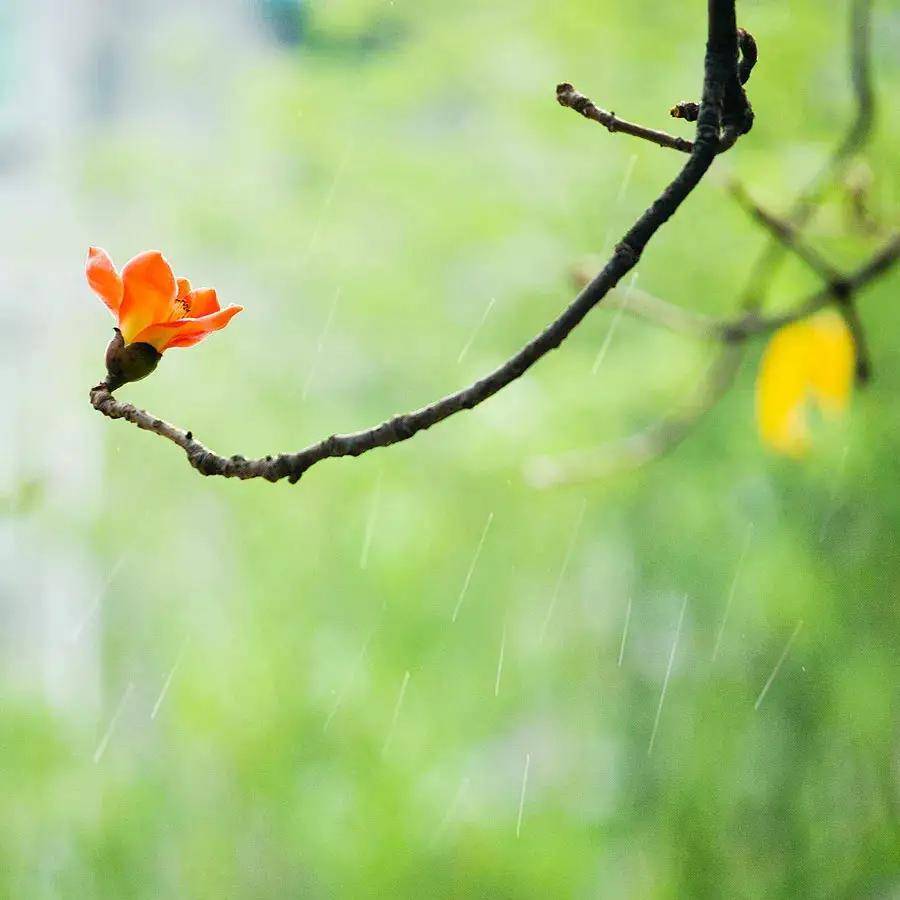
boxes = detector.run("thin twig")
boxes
[835,291,874,383]
[91,1,750,485]
[670,27,758,128]
[533,0,882,485]
[571,235,898,342]
[607,286,716,337]
[739,0,874,315]
[728,181,844,285]
[556,83,694,154]
[528,236,897,487]
[727,183,875,382]
[719,236,898,339]
[570,264,719,338]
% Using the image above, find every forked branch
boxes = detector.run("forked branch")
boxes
[532,0,890,487]
[557,25,757,155]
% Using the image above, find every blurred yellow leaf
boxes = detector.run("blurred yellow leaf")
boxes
[755,310,855,457]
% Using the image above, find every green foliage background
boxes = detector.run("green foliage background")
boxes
[2,0,899,896]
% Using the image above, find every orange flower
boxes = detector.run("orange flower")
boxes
[755,310,855,456]
[86,247,242,352]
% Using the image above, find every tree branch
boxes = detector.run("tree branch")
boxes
[556,83,694,155]
[526,349,741,487]
[728,181,844,285]
[571,272,719,338]
[738,0,874,315]
[726,173,884,383]
[91,0,750,484]
[529,0,878,485]
[670,27,757,129]
[570,235,898,343]
[718,235,898,339]
[527,236,896,488]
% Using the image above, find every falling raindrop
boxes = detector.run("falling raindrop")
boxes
[302,286,341,400]
[539,499,587,642]
[712,523,753,662]
[592,274,638,375]
[754,619,804,711]
[382,670,411,757]
[150,638,190,721]
[457,297,497,364]
[452,512,494,622]
[93,681,134,764]
[648,596,688,755]
[516,752,531,838]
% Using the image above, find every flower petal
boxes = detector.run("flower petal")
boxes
[755,311,855,457]
[86,247,123,314]
[756,320,815,456]
[118,251,178,342]
[807,310,854,415]
[131,305,243,353]
[187,288,220,318]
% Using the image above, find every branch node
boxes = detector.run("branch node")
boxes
[670,101,700,122]
[830,278,853,301]
[614,242,640,266]
[737,28,758,85]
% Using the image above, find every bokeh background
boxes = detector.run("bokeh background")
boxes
[2,0,899,896]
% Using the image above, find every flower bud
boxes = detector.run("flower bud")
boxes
[103,328,161,392]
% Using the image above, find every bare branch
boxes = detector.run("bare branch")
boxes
[96,235,896,491]
[719,235,898,339]
[739,0,874,315]
[603,286,718,339]
[843,161,884,236]
[533,234,898,486]
[91,1,751,484]
[526,349,741,487]
[728,174,880,383]
[558,23,756,159]
[556,83,694,155]
[670,27,757,129]
[544,0,878,480]
[728,181,844,285]
[571,235,898,343]
[837,296,873,383]
[570,263,719,338]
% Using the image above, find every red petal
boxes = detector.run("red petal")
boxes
[118,251,177,342]
[188,288,220,318]
[131,305,243,353]
[85,247,123,314]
